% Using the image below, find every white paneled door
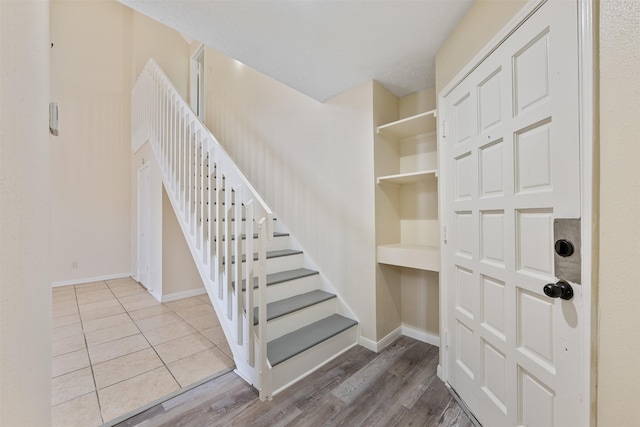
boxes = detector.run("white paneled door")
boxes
[137,164,151,289]
[441,1,586,426]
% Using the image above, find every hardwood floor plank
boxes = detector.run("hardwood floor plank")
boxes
[115,337,473,427]
[280,345,376,413]
[283,393,346,426]
[330,338,410,404]
[227,399,303,427]
[397,373,456,426]
[435,400,476,427]
[395,345,441,409]
[325,371,406,426]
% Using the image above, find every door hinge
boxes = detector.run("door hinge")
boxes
[445,330,449,348]
[441,120,446,138]
[443,225,448,244]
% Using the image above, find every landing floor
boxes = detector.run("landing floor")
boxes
[51,278,234,426]
[117,336,474,427]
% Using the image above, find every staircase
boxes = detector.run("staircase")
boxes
[131,59,358,399]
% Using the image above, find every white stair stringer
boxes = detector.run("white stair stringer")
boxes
[131,59,359,400]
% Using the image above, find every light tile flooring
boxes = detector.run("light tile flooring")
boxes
[51,278,234,426]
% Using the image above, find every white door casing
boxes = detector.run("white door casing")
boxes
[137,164,151,289]
[439,0,592,426]
[190,43,205,122]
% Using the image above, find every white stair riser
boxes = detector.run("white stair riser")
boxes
[265,236,291,252]
[270,325,358,394]
[213,234,291,254]
[232,253,304,277]
[213,220,277,234]
[263,298,337,341]
[244,274,321,306]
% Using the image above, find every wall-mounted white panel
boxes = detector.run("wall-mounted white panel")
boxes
[479,139,504,198]
[455,211,474,259]
[513,30,550,115]
[456,266,475,320]
[518,367,555,427]
[457,320,476,380]
[482,340,507,414]
[480,210,504,266]
[515,120,552,194]
[481,275,506,341]
[516,209,554,277]
[478,68,503,133]
[517,289,554,372]
[454,93,473,145]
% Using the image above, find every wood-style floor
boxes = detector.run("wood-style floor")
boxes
[115,336,474,427]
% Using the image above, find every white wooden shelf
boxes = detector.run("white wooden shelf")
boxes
[376,109,437,139]
[377,169,438,185]
[377,244,440,272]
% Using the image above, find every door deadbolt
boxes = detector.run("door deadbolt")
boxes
[554,239,574,257]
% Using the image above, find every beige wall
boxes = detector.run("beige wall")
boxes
[0,0,52,424]
[50,0,190,287]
[597,0,640,424]
[131,11,190,100]
[50,0,133,284]
[128,9,191,299]
[204,48,378,340]
[373,82,402,339]
[399,86,436,119]
[162,187,204,296]
[435,0,528,96]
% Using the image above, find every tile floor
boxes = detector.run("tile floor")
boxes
[51,278,234,426]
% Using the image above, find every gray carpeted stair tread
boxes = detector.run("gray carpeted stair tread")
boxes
[253,290,336,325]
[267,314,358,366]
[240,268,318,291]
[224,249,303,265]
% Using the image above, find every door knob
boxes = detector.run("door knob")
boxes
[543,280,574,300]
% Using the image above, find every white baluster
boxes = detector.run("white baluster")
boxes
[245,201,255,367]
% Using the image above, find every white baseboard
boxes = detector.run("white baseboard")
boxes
[51,273,133,288]
[359,326,402,353]
[359,325,440,353]
[437,364,444,381]
[358,336,377,352]
[161,287,207,303]
[401,324,440,347]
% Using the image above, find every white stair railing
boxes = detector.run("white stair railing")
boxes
[132,59,273,400]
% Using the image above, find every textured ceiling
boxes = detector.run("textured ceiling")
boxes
[120,0,473,102]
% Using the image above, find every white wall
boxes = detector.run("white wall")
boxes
[50,0,133,285]
[0,0,52,424]
[204,48,378,340]
[597,0,640,424]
